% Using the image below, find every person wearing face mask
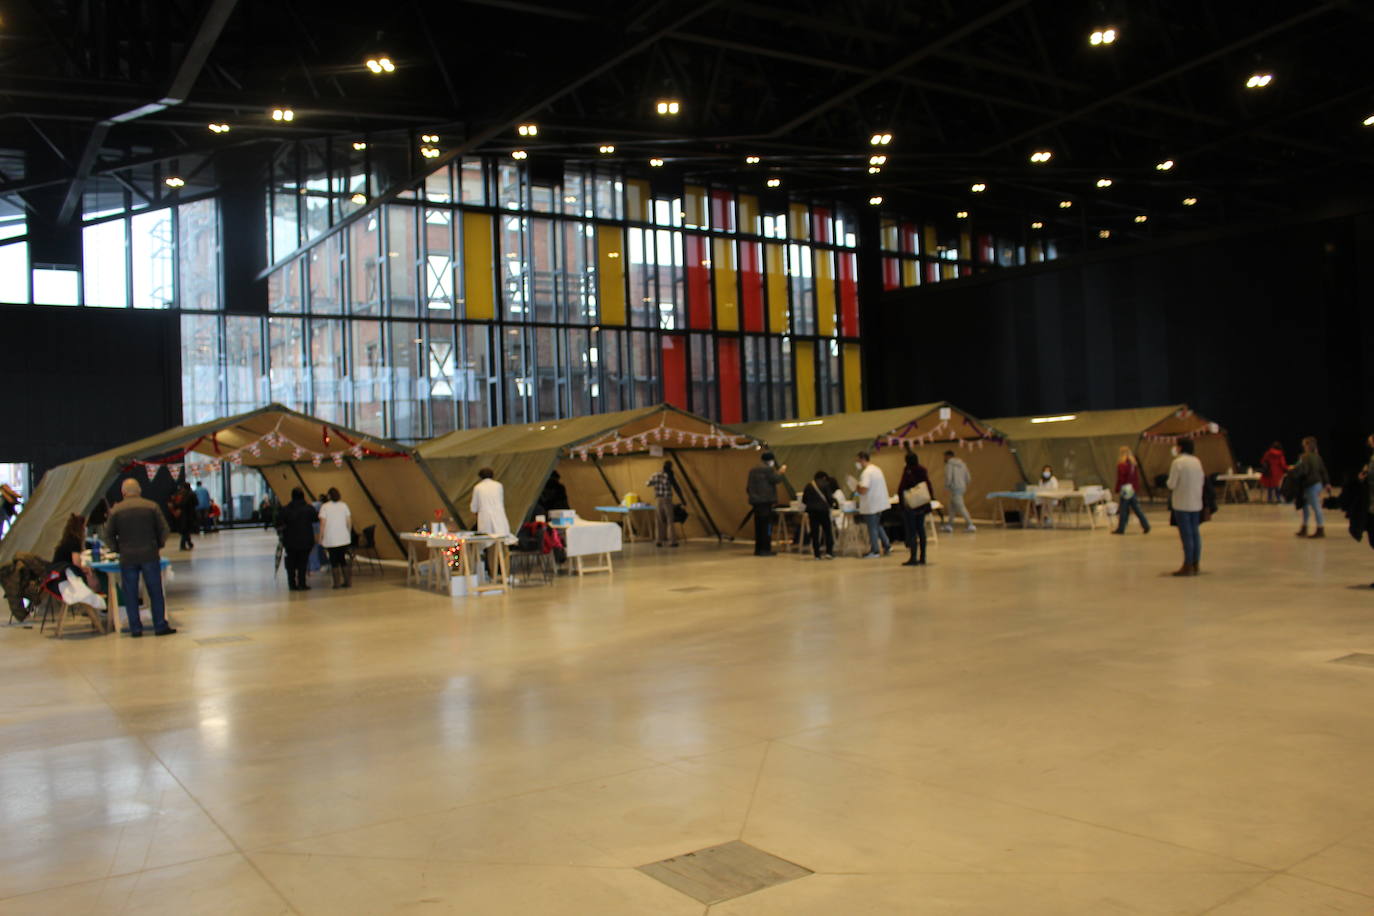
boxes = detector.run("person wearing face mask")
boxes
[1035,465,1060,528]
[746,451,787,556]
[855,451,892,558]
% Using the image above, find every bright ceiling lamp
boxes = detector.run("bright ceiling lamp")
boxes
[164,176,185,188]
[1030,221,1044,229]
[648,158,665,167]
[869,132,892,146]
[1245,72,1273,89]
[955,210,969,219]
[766,177,781,187]
[1363,114,1374,127]
[350,192,367,204]
[352,140,367,151]
[1030,414,1077,424]
[271,107,294,122]
[1029,150,1052,163]
[1098,229,1111,238]
[1155,159,1175,171]
[868,195,883,205]
[511,149,528,160]
[517,123,538,136]
[1182,197,1198,206]
[207,122,230,133]
[364,56,395,74]
[1096,177,1113,188]
[598,144,615,154]
[655,99,681,115]
[1089,27,1117,46]
[970,182,986,192]
[1134,214,1148,223]
[868,166,881,174]
[1058,200,1073,208]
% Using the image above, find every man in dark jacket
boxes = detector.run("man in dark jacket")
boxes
[276,487,319,591]
[103,478,174,637]
[746,451,787,557]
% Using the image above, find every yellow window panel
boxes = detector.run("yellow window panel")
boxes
[461,211,495,320]
[794,340,816,419]
[788,202,809,240]
[713,237,739,331]
[597,225,627,325]
[815,248,836,336]
[738,194,760,235]
[843,343,863,412]
[684,185,707,229]
[625,179,651,222]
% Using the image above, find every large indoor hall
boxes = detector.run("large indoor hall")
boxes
[3,506,1374,914]
[3,0,1374,912]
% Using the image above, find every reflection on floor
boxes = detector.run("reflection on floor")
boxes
[2,504,1373,914]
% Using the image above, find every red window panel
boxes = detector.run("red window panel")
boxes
[685,233,712,329]
[883,257,901,291]
[661,334,688,408]
[925,260,941,284]
[739,241,765,332]
[709,190,736,232]
[716,338,742,423]
[838,251,859,337]
[901,222,919,255]
[811,207,832,244]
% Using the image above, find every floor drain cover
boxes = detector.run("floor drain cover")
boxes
[638,841,811,905]
[1331,653,1374,668]
[668,586,710,593]
[194,635,253,646]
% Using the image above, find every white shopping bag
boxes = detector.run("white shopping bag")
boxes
[58,569,106,611]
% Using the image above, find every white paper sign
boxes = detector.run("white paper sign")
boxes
[939,407,952,420]
[649,445,663,457]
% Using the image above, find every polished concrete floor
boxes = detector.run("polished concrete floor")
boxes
[2,504,1373,914]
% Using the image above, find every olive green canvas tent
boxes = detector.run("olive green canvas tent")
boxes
[738,403,1024,518]
[987,405,1236,497]
[0,404,455,565]
[418,404,765,540]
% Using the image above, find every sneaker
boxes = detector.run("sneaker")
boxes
[154,627,177,636]
[965,524,976,533]
[862,551,880,559]
[941,524,954,533]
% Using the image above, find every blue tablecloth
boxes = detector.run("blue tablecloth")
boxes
[90,557,172,573]
[986,491,1034,501]
[594,504,655,513]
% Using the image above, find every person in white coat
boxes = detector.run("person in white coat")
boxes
[470,467,511,537]
[318,487,353,589]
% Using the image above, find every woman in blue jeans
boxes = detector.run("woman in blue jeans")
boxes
[1112,445,1151,534]
[1293,436,1331,538]
[897,452,933,566]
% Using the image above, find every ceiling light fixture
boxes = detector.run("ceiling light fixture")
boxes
[1096,177,1113,188]
[207,122,230,134]
[970,182,986,192]
[1058,200,1073,209]
[511,149,528,160]
[1029,150,1053,163]
[870,132,893,146]
[655,99,681,115]
[1098,229,1111,238]
[164,176,185,188]
[365,56,395,74]
[1030,221,1044,229]
[421,134,439,143]
[766,177,781,187]
[271,108,294,122]
[420,146,441,159]
[1134,214,1148,223]
[1030,414,1077,424]
[1155,159,1175,171]
[517,123,538,136]
[1182,197,1198,206]
[1245,73,1274,89]
[649,158,665,167]
[352,141,367,152]
[867,166,881,174]
[744,155,760,164]
[350,193,367,205]
[1089,27,1118,46]
[868,195,883,205]
[1363,114,1374,127]
[955,210,969,219]
[869,154,887,165]
[598,144,615,154]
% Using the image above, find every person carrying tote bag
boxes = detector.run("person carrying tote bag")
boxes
[897,451,934,567]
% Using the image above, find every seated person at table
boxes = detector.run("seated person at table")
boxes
[51,513,99,591]
[1035,464,1060,528]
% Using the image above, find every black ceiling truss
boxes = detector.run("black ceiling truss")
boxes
[0,0,1369,249]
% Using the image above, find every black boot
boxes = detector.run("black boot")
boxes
[901,547,919,567]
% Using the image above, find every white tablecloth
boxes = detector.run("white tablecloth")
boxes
[563,519,623,557]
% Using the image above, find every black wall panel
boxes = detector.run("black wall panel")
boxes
[874,213,1374,479]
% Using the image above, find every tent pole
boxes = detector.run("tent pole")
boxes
[667,450,723,541]
[590,456,620,504]
[343,460,406,556]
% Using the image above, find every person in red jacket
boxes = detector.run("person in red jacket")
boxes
[1259,441,1288,503]
[1112,445,1151,534]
